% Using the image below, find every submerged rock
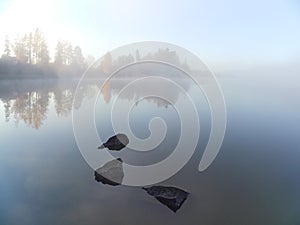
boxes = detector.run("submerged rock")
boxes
[142,186,189,212]
[94,158,124,186]
[98,133,129,151]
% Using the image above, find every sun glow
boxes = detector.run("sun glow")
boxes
[1,0,59,35]
[0,0,86,59]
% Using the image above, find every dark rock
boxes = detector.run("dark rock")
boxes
[98,133,129,151]
[94,158,124,186]
[142,186,189,212]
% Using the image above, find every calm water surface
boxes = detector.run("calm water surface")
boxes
[0,74,300,225]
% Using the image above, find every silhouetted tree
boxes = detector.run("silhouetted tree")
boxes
[13,36,27,63]
[4,35,11,56]
[1,29,99,77]
[144,52,153,60]
[39,39,49,64]
[101,52,112,75]
[63,41,73,65]
[114,54,134,69]
[10,29,49,64]
[154,48,180,65]
[72,46,85,68]
[33,29,42,64]
[135,49,140,62]
[54,41,63,65]
[26,32,33,64]
[55,41,73,65]
[85,55,95,67]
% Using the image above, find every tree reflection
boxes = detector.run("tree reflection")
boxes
[101,82,111,103]
[0,46,195,129]
[11,91,49,129]
[95,62,191,108]
[53,89,73,117]
[0,79,100,129]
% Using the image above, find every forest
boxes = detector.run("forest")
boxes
[0,29,191,79]
[0,29,96,79]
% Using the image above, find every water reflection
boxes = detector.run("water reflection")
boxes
[93,156,189,212]
[1,75,300,224]
[0,79,99,128]
[96,62,192,105]
[11,91,49,129]
[0,45,208,129]
[53,88,73,117]
[1,64,193,129]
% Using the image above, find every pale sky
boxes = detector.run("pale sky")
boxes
[0,0,299,72]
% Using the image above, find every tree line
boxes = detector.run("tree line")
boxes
[3,29,49,64]
[2,28,89,68]
[1,30,191,79]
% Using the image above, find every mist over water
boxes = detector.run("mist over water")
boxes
[0,71,299,224]
[0,0,299,223]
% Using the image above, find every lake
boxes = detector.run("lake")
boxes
[0,72,300,224]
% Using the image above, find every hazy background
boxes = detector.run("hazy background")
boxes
[0,0,299,74]
[0,2,300,224]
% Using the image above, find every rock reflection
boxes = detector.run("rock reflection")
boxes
[93,158,189,212]
[142,186,189,212]
[94,133,190,212]
[94,158,124,186]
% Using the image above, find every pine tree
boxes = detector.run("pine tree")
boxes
[72,46,85,68]
[4,35,11,56]
[101,52,112,75]
[54,41,63,65]
[135,49,140,61]
[64,42,73,65]
[33,29,42,64]
[13,36,27,63]
[39,39,49,64]
[26,32,33,64]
